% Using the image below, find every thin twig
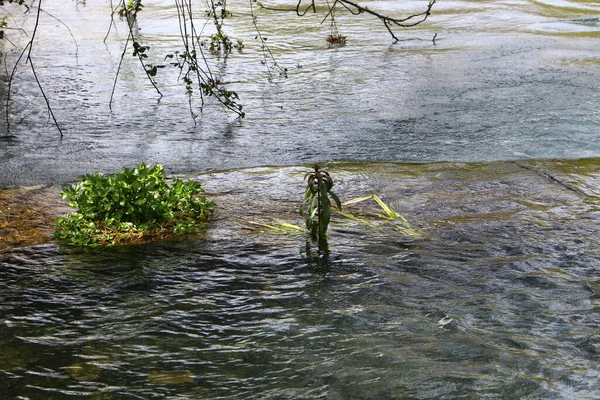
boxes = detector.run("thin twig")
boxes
[39,8,79,58]
[125,2,163,100]
[5,42,29,133]
[24,0,42,62]
[104,0,121,44]
[5,0,63,136]
[250,0,287,79]
[109,0,163,110]
[109,30,130,111]
[28,57,63,136]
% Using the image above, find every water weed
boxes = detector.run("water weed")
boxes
[54,163,214,246]
[300,166,342,243]
[238,166,419,245]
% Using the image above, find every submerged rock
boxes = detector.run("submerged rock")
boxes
[0,185,73,251]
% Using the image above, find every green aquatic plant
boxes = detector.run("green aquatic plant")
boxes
[243,193,419,237]
[236,166,419,251]
[239,168,419,242]
[300,166,342,242]
[54,163,214,246]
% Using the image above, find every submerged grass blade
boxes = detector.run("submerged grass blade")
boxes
[335,210,378,228]
[337,194,420,237]
[274,220,307,231]
[390,222,422,237]
[236,217,306,233]
[342,194,375,206]
[371,194,400,219]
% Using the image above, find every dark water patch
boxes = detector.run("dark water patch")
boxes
[569,17,600,25]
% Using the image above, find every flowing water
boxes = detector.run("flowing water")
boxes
[2,160,600,399]
[0,0,598,185]
[1,0,600,399]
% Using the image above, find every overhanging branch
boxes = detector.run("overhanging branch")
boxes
[4,0,63,137]
[258,0,436,42]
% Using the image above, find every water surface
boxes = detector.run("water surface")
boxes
[1,160,600,398]
[0,0,598,185]
[1,1,599,398]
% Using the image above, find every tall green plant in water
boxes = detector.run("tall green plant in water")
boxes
[300,166,342,246]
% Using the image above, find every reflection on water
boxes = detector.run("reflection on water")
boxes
[1,160,600,398]
[0,0,598,185]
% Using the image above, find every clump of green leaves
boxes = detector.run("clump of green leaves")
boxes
[300,166,342,242]
[0,16,7,40]
[54,163,214,246]
[119,0,143,20]
[204,0,237,54]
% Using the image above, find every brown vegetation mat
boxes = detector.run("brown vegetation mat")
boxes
[0,185,72,251]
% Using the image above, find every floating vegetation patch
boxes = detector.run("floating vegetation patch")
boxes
[54,163,214,246]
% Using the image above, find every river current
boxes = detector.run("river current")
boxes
[0,0,598,185]
[1,1,600,399]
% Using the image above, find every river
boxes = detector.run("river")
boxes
[0,0,598,185]
[1,0,600,398]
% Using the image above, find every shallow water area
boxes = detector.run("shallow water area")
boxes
[1,159,600,398]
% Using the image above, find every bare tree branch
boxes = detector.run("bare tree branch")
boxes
[338,0,436,42]
[258,0,436,42]
[5,0,63,137]
[3,0,436,132]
